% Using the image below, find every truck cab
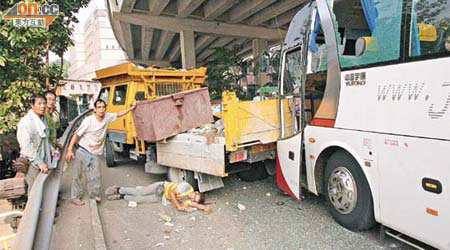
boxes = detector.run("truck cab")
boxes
[95,62,207,167]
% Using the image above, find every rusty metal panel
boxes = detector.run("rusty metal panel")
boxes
[133,87,213,142]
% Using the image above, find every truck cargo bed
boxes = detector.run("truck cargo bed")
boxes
[157,133,227,177]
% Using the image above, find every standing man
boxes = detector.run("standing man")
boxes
[44,91,60,148]
[17,94,52,194]
[65,99,136,206]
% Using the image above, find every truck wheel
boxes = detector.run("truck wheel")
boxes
[167,168,198,190]
[237,162,268,182]
[324,150,375,231]
[105,137,116,168]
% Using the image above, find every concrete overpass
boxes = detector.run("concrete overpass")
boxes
[106,0,306,68]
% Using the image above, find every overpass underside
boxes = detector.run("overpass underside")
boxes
[107,0,306,68]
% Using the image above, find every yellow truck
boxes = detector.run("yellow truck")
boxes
[96,62,295,192]
[155,91,294,191]
[95,63,207,167]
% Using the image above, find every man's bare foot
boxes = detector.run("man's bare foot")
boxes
[71,199,85,206]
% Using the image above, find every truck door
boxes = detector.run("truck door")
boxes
[276,3,313,200]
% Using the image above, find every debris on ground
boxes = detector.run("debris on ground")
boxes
[237,203,246,211]
[276,201,285,206]
[243,187,247,190]
[160,214,171,222]
[164,236,170,240]
[164,222,174,227]
[155,242,164,247]
[128,201,138,208]
[164,229,172,234]
[266,193,271,196]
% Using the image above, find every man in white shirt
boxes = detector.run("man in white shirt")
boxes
[65,99,136,206]
[17,94,53,193]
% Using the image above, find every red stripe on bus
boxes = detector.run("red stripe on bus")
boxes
[310,119,335,127]
[276,154,300,201]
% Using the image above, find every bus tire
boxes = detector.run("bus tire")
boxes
[167,168,198,191]
[324,150,375,231]
[105,137,116,168]
[237,162,268,182]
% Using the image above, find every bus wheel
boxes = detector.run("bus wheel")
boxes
[105,137,116,168]
[237,161,268,182]
[167,168,198,190]
[324,150,375,231]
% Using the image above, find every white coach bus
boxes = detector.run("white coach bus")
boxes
[276,0,449,249]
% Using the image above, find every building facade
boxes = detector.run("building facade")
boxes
[66,2,128,105]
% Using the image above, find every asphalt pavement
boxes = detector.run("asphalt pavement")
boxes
[90,160,414,250]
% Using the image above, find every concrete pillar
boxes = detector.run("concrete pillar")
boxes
[252,39,269,85]
[252,39,268,59]
[180,30,196,69]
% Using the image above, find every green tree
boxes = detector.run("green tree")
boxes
[0,0,89,134]
[205,44,249,100]
[51,59,71,78]
[416,0,447,24]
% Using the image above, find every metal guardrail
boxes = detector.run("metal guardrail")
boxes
[15,109,92,250]
[0,210,23,250]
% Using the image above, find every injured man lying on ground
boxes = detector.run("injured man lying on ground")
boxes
[105,181,211,212]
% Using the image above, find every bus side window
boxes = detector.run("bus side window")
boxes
[284,49,302,95]
[308,13,327,74]
[410,0,450,58]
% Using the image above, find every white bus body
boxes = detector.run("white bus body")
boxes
[276,1,450,249]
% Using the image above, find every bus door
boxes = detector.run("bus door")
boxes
[276,2,313,200]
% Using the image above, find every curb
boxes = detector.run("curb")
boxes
[89,199,107,250]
